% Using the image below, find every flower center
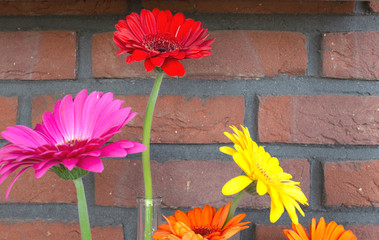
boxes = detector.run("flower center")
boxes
[193,227,216,237]
[257,164,273,183]
[143,33,179,53]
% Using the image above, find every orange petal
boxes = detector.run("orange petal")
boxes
[330,225,345,240]
[324,221,337,239]
[175,210,192,228]
[201,205,213,227]
[293,223,309,240]
[216,202,231,229]
[310,217,316,240]
[338,230,356,240]
[315,217,326,239]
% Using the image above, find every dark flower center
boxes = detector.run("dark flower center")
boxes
[143,33,179,53]
[193,227,216,237]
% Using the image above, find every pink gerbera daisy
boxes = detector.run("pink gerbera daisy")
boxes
[0,89,145,198]
[113,8,214,77]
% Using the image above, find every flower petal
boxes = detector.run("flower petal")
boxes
[161,59,185,77]
[222,175,252,195]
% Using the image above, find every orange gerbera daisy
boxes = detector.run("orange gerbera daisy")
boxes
[152,202,250,240]
[283,217,357,240]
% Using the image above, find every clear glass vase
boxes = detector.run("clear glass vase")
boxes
[136,196,162,240]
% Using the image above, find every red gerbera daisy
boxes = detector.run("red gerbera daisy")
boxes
[113,8,214,77]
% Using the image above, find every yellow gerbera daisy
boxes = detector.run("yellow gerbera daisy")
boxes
[220,126,308,225]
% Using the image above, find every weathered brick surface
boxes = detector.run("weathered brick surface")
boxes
[0,221,124,240]
[0,169,76,203]
[0,0,127,15]
[0,31,77,80]
[347,225,379,240]
[258,95,379,145]
[143,0,355,14]
[322,32,379,80]
[324,160,379,207]
[32,94,245,144]
[92,31,307,80]
[95,159,309,208]
[256,225,289,240]
[92,32,154,79]
[0,96,18,139]
[369,2,379,12]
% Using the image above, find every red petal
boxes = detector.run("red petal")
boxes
[157,10,168,33]
[170,12,185,36]
[176,19,195,41]
[141,9,156,34]
[161,59,185,77]
[150,56,165,67]
[144,59,155,72]
[126,55,134,63]
[132,49,148,61]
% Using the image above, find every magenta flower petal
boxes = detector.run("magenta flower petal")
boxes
[62,158,79,171]
[0,89,145,199]
[100,140,146,157]
[76,156,104,172]
[5,166,32,199]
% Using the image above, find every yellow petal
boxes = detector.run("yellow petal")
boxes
[233,152,251,176]
[222,175,253,195]
[256,180,268,195]
[219,146,236,156]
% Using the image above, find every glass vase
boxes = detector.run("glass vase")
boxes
[136,196,162,240]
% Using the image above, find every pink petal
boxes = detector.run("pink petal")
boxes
[59,94,75,142]
[62,158,79,171]
[76,157,104,173]
[1,125,47,148]
[73,89,87,140]
[5,166,32,199]
[34,160,60,178]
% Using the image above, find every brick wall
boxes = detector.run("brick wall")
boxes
[0,0,378,239]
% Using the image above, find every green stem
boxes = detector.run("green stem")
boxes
[142,69,164,240]
[73,178,92,240]
[225,190,245,224]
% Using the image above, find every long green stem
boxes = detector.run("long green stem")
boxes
[225,190,245,224]
[73,177,92,240]
[141,69,164,240]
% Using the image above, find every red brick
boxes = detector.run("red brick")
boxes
[325,160,379,207]
[95,158,309,208]
[143,0,355,14]
[92,32,154,79]
[258,95,379,145]
[369,2,379,12]
[92,31,307,79]
[32,94,245,144]
[346,225,379,240]
[256,225,289,240]
[0,168,77,203]
[322,32,379,80]
[0,96,18,139]
[0,31,77,80]
[0,0,127,15]
[0,220,124,240]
